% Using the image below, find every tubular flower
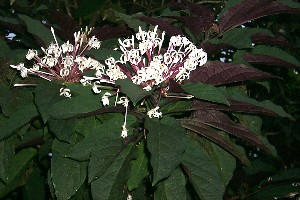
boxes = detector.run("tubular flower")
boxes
[104,26,208,91]
[10,27,104,83]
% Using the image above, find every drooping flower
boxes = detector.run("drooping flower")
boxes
[117,97,130,138]
[101,92,112,106]
[11,27,103,84]
[147,106,162,118]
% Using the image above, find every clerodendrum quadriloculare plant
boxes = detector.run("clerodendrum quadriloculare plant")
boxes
[10,27,103,97]
[8,24,287,200]
[82,25,207,138]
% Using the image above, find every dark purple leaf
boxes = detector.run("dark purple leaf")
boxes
[191,110,270,153]
[244,53,296,69]
[168,79,185,93]
[189,61,276,85]
[91,25,133,41]
[191,99,278,117]
[176,0,214,33]
[181,120,249,164]
[47,11,80,41]
[177,16,210,35]
[139,16,184,36]
[251,33,290,48]
[219,0,300,33]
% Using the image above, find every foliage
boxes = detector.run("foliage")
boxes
[0,0,300,199]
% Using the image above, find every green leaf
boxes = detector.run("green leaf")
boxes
[235,114,262,135]
[91,144,135,200]
[127,142,149,191]
[0,86,35,117]
[116,79,152,105]
[229,91,292,119]
[154,167,188,200]
[48,119,77,143]
[0,39,11,57]
[0,148,37,198]
[210,28,273,49]
[75,0,106,17]
[210,143,236,185]
[0,103,38,140]
[181,82,229,105]
[145,117,187,185]
[49,92,101,119]
[182,137,225,200]
[35,82,66,122]
[87,48,122,60]
[0,137,15,181]
[67,115,128,161]
[113,10,147,32]
[253,168,300,199]
[252,45,300,68]
[51,139,87,200]
[23,168,45,200]
[18,14,62,45]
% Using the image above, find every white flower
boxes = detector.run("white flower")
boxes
[117,96,130,138]
[104,26,207,91]
[92,82,101,94]
[106,64,126,81]
[31,63,40,71]
[63,55,74,67]
[101,92,111,106]
[46,43,61,58]
[127,194,132,200]
[26,49,37,60]
[60,67,70,77]
[60,87,71,98]
[61,41,74,53]
[143,85,152,91]
[147,107,162,118]
[121,125,128,138]
[88,36,101,49]
[10,63,28,78]
[41,55,58,67]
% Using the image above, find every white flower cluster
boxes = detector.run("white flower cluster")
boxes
[11,27,103,84]
[103,26,207,91]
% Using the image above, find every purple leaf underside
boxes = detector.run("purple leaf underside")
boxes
[189,61,275,85]
[219,0,300,33]
[191,110,270,152]
[244,53,297,68]
[181,120,249,164]
[191,99,279,117]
